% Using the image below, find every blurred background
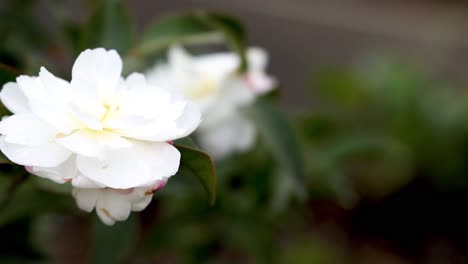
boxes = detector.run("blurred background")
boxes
[2,0,468,263]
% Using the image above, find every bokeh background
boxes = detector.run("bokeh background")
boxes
[2,0,468,263]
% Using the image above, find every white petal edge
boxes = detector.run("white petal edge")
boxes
[0,82,29,114]
[0,136,71,167]
[77,141,180,189]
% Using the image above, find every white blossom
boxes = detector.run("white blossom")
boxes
[146,46,276,159]
[0,48,201,225]
[73,178,167,225]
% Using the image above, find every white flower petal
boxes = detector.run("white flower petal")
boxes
[96,208,116,225]
[96,190,131,224]
[73,188,99,213]
[131,195,152,211]
[77,141,180,189]
[30,155,78,183]
[0,82,29,114]
[38,67,72,101]
[198,113,256,159]
[125,73,147,91]
[71,48,122,97]
[71,174,105,188]
[57,130,132,158]
[16,75,46,103]
[0,136,71,167]
[247,47,268,71]
[73,186,155,224]
[116,101,201,142]
[0,114,57,146]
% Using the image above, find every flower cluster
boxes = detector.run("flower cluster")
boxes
[146,46,276,159]
[0,48,201,225]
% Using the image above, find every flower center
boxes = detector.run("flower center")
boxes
[100,103,112,122]
[185,78,216,101]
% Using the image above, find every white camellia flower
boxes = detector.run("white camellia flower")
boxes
[146,46,276,159]
[0,48,201,225]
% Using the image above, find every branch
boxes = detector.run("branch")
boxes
[0,170,29,209]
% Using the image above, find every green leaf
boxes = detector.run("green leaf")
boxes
[90,214,138,264]
[0,177,75,227]
[139,14,220,55]
[0,151,12,164]
[312,67,367,108]
[248,100,307,209]
[30,177,72,195]
[195,12,248,72]
[139,12,247,72]
[81,0,134,55]
[174,138,217,204]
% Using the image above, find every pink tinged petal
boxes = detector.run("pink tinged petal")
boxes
[71,48,122,98]
[72,188,99,213]
[0,82,29,114]
[77,141,180,189]
[29,156,78,184]
[0,114,57,146]
[57,130,132,158]
[151,178,168,192]
[119,188,135,194]
[25,166,33,173]
[96,190,132,225]
[244,73,276,94]
[0,136,71,167]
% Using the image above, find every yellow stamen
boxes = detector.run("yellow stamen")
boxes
[100,104,111,122]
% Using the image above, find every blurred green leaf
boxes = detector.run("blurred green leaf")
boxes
[91,214,138,264]
[81,0,134,55]
[0,64,18,87]
[248,100,307,209]
[139,14,219,55]
[30,177,72,195]
[0,177,74,227]
[279,237,343,264]
[196,12,248,72]
[299,114,337,142]
[139,12,247,71]
[175,138,217,205]
[313,68,367,108]
[0,153,12,164]
[0,65,18,149]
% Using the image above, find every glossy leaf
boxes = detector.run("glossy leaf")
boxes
[139,12,247,71]
[248,100,307,209]
[195,12,248,72]
[139,14,220,55]
[81,0,134,55]
[174,138,217,204]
